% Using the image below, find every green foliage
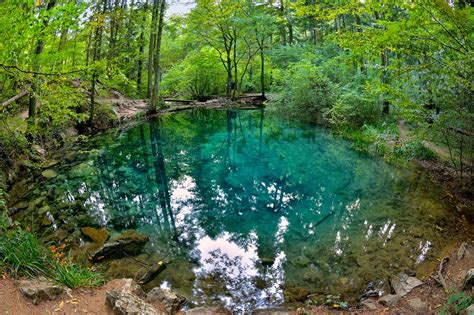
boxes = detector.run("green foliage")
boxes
[330,89,380,129]
[440,291,474,315]
[0,228,102,288]
[162,49,226,99]
[275,61,337,123]
[52,259,104,288]
[0,229,51,278]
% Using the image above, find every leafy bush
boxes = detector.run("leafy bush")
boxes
[0,228,102,288]
[440,291,474,315]
[274,61,337,123]
[330,90,381,129]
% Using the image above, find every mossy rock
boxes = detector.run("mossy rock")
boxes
[41,169,58,179]
[284,287,311,303]
[69,162,95,179]
[81,227,110,245]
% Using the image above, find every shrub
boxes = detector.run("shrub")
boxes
[275,61,337,123]
[330,90,381,129]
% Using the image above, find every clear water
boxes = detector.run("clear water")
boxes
[10,109,467,312]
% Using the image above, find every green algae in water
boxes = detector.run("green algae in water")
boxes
[11,109,468,313]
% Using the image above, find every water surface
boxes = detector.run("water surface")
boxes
[10,109,467,312]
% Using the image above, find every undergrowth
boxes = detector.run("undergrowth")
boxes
[0,213,103,288]
[335,122,436,165]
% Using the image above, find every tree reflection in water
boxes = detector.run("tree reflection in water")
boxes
[23,108,464,312]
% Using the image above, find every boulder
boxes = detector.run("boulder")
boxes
[378,294,400,307]
[105,291,158,315]
[18,277,67,305]
[81,227,110,245]
[465,304,474,315]
[90,230,149,262]
[462,269,474,290]
[390,273,423,297]
[408,298,427,313]
[107,278,145,298]
[284,287,310,302]
[41,169,57,179]
[146,288,186,315]
[187,307,232,314]
[40,159,59,169]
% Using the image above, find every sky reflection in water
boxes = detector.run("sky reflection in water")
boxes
[26,109,462,312]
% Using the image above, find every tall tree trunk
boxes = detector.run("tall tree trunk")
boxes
[147,0,159,98]
[150,0,166,113]
[381,49,390,114]
[260,43,265,99]
[89,0,106,126]
[28,0,56,126]
[137,1,147,95]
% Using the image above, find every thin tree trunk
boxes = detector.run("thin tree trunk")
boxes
[150,0,166,113]
[147,0,159,98]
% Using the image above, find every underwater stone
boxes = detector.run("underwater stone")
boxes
[41,169,58,179]
[91,229,149,261]
[146,288,186,315]
[40,159,59,169]
[187,307,232,315]
[390,273,423,297]
[69,162,95,179]
[81,227,110,245]
[284,287,310,303]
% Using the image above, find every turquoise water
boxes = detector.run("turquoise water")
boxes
[9,109,466,312]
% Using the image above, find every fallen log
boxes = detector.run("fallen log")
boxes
[163,99,195,103]
[0,90,28,107]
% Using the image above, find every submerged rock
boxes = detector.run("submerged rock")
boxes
[41,169,57,179]
[90,229,149,262]
[390,272,423,297]
[284,287,310,302]
[69,162,95,179]
[146,288,186,315]
[81,227,110,245]
[186,307,232,314]
[106,291,157,315]
[18,277,67,305]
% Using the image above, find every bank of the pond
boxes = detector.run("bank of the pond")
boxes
[0,240,472,314]
[1,100,473,314]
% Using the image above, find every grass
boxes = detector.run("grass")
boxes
[440,291,474,315]
[0,213,103,288]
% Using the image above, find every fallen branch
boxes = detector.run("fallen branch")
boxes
[0,90,28,107]
[433,256,449,291]
[0,63,88,76]
[163,99,195,103]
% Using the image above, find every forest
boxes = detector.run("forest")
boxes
[0,0,473,314]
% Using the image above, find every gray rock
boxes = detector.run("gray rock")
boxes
[462,269,474,290]
[465,304,474,315]
[408,298,427,313]
[146,288,186,315]
[18,277,67,305]
[187,307,232,314]
[390,272,423,297]
[90,229,149,261]
[457,242,468,260]
[106,290,158,315]
[378,294,400,307]
[251,307,292,314]
[108,278,145,298]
